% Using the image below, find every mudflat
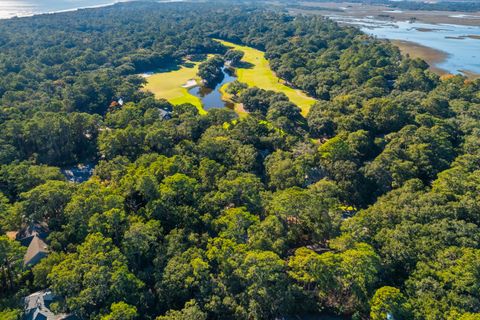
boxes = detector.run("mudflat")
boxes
[390,40,450,75]
[290,1,480,26]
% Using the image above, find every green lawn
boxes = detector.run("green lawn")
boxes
[142,62,206,114]
[217,39,317,115]
[144,42,316,116]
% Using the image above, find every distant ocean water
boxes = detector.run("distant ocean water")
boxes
[0,0,133,19]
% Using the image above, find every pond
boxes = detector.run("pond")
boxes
[328,15,480,75]
[188,66,237,110]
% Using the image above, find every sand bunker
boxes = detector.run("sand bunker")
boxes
[182,79,198,88]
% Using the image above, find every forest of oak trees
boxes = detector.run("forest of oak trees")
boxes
[1,2,480,320]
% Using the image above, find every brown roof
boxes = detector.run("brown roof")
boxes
[24,236,48,267]
[6,231,18,240]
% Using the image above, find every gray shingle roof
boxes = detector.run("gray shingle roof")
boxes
[23,290,78,320]
[17,222,49,246]
[24,236,48,267]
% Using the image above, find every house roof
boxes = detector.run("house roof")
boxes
[24,291,54,320]
[17,222,49,240]
[24,236,48,267]
[23,290,76,320]
[25,291,47,311]
[158,108,171,119]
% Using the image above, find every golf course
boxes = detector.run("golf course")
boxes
[144,40,317,115]
[142,62,205,114]
[217,40,316,115]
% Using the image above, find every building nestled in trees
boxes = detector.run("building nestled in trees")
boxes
[24,236,48,268]
[158,108,172,120]
[16,223,50,268]
[23,290,77,320]
[17,223,49,247]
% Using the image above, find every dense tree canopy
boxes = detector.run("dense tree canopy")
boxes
[1,2,480,320]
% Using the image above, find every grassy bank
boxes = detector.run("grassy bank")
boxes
[142,62,206,114]
[217,39,317,116]
[219,83,248,118]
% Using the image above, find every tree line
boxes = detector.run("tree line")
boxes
[1,2,480,320]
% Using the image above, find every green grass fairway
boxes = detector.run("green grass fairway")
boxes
[217,39,317,115]
[219,83,249,118]
[143,62,206,114]
[144,42,316,116]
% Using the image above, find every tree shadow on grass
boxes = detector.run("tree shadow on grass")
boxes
[152,60,195,73]
[235,61,255,69]
[182,62,196,68]
[151,60,183,73]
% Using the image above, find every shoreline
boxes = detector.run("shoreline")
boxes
[0,1,132,20]
[460,69,480,80]
[291,1,480,26]
[291,3,480,78]
[390,39,479,78]
[390,39,450,75]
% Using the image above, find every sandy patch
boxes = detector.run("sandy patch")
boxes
[182,79,198,88]
[460,69,480,79]
[140,72,154,78]
[391,39,449,75]
[6,231,18,240]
